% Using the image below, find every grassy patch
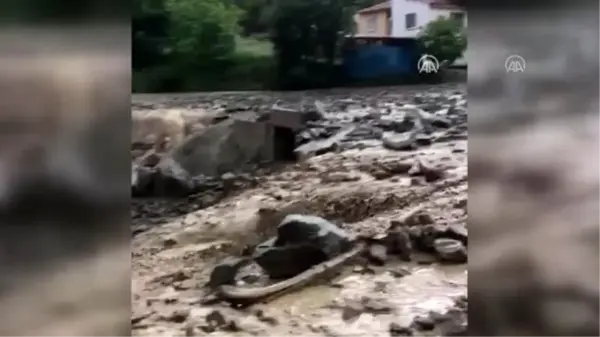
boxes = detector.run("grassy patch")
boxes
[235,35,273,57]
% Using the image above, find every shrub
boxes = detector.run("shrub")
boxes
[418,17,467,66]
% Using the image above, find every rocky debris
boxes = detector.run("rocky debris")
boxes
[366,243,388,265]
[168,117,274,177]
[207,256,253,288]
[409,158,445,182]
[131,117,284,198]
[131,86,468,336]
[338,296,394,322]
[389,322,413,336]
[201,309,240,333]
[382,131,417,151]
[252,214,352,279]
[294,126,356,160]
[382,226,412,261]
[433,238,467,263]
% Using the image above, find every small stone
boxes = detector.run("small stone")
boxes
[389,322,413,336]
[166,308,190,323]
[361,296,393,314]
[415,134,432,146]
[384,228,412,261]
[163,237,178,248]
[390,267,411,278]
[207,257,252,288]
[433,238,467,263]
[446,224,468,245]
[367,243,388,265]
[342,300,364,322]
[428,310,450,323]
[254,308,279,325]
[412,315,435,331]
[205,309,227,328]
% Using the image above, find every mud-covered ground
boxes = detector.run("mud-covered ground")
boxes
[131,85,467,336]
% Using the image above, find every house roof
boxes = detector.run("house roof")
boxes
[357,1,391,14]
[415,0,463,10]
[357,0,463,15]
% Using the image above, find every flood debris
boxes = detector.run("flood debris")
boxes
[132,85,468,336]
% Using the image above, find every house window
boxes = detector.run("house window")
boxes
[367,15,377,34]
[405,13,417,30]
[450,12,465,26]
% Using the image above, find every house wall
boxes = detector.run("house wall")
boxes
[355,10,390,36]
[391,0,467,38]
[390,0,467,65]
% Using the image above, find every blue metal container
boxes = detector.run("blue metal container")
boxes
[342,37,419,80]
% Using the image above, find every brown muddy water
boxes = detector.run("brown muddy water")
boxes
[261,261,466,336]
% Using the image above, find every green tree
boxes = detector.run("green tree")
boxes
[269,0,355,88]
[418,17,467,66]
[233,0,273,36]
[133,0,170,70]
[164,0,241,71]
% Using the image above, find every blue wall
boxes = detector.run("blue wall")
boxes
[342,37,419,80]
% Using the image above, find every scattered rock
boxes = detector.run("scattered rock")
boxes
[382,132,416,151]
[366,243,388,265]
[389,322,413,336]
[207,256,253,288]
[383,227,412,261]
[320,172,361,183]
[253,308,279,325]
[341,301,364,322]
[390,267,411,278]
[165,308,190,323]
[412,315,435,331]
[433,238,467,263]
[361,296,393,314]
[446,224,468,245]
[409,159,445,182]
[294,126,356,160]
[203,310,229,332]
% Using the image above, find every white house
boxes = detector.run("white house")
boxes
[354,0,467,66]
[390,0,467,38]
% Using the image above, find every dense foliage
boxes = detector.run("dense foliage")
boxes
[418,17,467,66]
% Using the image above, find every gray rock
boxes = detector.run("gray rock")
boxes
[382,132,416,151]
[446,224,468,245]
[252,214,352,279]
[206,256,253,288]
[433,238,467,263]
[131,164,155,196]
[167,118,275,178]
[366,243,388,265]
[294,126,356,160]
[384,227,412,261]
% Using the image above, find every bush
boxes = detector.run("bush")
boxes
[418,17,467,66]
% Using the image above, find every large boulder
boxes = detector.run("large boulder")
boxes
[167,118,274,177]
[131,118,276,197]
[252,214,352,279]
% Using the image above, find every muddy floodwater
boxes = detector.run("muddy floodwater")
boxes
[131,84,468,336]
[265,263,466,336]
